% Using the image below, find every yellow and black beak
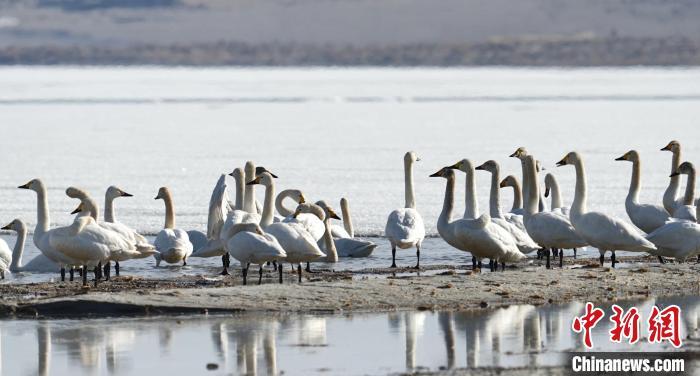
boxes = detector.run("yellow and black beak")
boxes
[1,223,11,230]
[429,169,443,177]
[555,157,568,167]
[121,191,133,197]
[614,154,627,161]
[328,209,341,220]
[499,179,508,188]
[670,171,681,177]
[298,193,306,204]
[18,182,31,189]
[474,163,486,171]
[544,187,550,198]
[70,203,83,215]
[509,151,519,158]
[292,209,301,218]
[661,143,673,151]
[446,161,461,170]
[246,176,262,186]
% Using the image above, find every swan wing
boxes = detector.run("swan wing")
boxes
[0,240,11,270]
[283,214,325,241]
[207,175,230,240]
[186,230,208,251]
[575,212,656,252]
[331,224,351,239]
[385,208,425,247]
[227,231,286,265]
[333,238,377,257]
[627,202,670,233]
[265,222,325,263]
[672,205,697,222]
[492,218,539,254]
[525,212,587,249]
[646,221,700,258]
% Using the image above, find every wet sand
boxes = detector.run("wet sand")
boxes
[1,255,698,318]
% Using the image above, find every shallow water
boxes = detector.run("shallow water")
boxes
[0,296,698,375]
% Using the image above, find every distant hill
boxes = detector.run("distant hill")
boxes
[0,0,699,65]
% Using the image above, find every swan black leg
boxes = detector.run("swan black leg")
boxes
[278,263,283,284]
[477,260,482,270]
[60,267,66,282]
[95,262,103,280]
[573,248,577,259]
[242,266,248,285]
[599,253,605,266]
[103,262,111,281]
[546,250,551,269]
[390,245,397,268]
[305,262,311,273]
[258,266,263,285]
[69,267,74,282]
[182,258,187,266]
[501,262,505,272]
[488,259,493,272]
[115,261,120,276]
[82,265,88,286]
[298,263,302,283]
[220,253,230,276]
[559,249,564,268]
[472,256,477,271]
[273,260,278,272]
[413,245,420,269]
[611,251,616,268]
[658,256,666,264]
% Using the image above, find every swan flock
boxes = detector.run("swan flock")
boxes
[1,141,698,286]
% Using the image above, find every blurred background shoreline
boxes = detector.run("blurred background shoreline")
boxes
[1,0,699,66]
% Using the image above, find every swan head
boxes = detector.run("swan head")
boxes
[1,218,24,232]
[509,147,528,159]
[475,160,498,173]
[661,140,680,152]
[70,202,85,215]
[255,166,278,179]
[17,178,43,192]
[107,185,133,200]
[293,203,327,220]
[543,173,557,197]
[671,161,695,177]
[65,186,88,199]
[404,151,420,164]
[429,167,455,179]
[536,160,545,172]
[246,172,274,187]
[228,167,244,181]
[500,175,517,188]
[556,151,580,167]
[154,187,170,200]
[447,159,474,172]
[614,150,639,163]
[314,200,341,220]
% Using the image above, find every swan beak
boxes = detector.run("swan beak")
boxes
[269,172,279,178]
[154,195,161,200]
[328,209,341,220]
[670,171,680,177]
[661,143,673,151]
[18,182,30,189]
[544,187,550,197]
[1,223,11,230]
[555,158,567,167]
[416,157,421,162]
[447,162,461,170]
[70,205,82,215]
[292,209,301,218]
[429,170,442,177]
[614,155,626,161]
[499,179,507,188]
[121,192,133,197]
[509,151,518,158]
[474,164,485,171]
[246,177,261,185]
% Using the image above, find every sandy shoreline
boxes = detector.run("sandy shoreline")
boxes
[0,255,698,318]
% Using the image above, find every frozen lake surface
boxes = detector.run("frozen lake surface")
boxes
[0,66,698,281]
[0,296,698,375]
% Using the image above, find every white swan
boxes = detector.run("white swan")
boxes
[543,173,570,217]
[670,162,697,222]
[474,160,540,255]
[499,175,525,216]
[661,140,684,214]
[556,151,656,267]
[68,187,158,278]
[322,198,377,257]
[248,172,325,283]
[219,168,261,243]
[153,187,194,266]
[190,174,232,264]
[614,150,670,233]
[646,202,700,262]
[18,179,81,281]
[297,202,339,263]
[430,167,524,270]
[510,151,587,269]
[223,223,286,285]
[49,211,133,286]
[1,219,61,273]
[0,235,9,278]
[385,151,426,268]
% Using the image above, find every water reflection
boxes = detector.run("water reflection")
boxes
[1,296,698,375]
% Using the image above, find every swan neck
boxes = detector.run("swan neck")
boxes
[523,158,539,217]
[404,158,416,209]
[464,167,478,219]
[84,196,99,221]
[487,169,503,219]
[104,195,116,222]
[683,169,696,205]
[275,190,298,217]
[233,173,244,210]
[260,182,276,228]
[438,175,455,229]
[10,227,27,271]
[34,186,50,243]
[162,192,176,229]
[323,218,338,262]
[340,200,354,238]
[664,149,681,211]
[571,158,587,217]
[627,159,641,204]
[511,180,523,210]
[550,178,563,209]
[243,165,256,213]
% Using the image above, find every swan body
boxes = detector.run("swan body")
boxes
[224,223,286,267]
[431,167,524,265]
[1,219,60,273]
[614,150,670,233]
[322,198,377,257]
[0,238,10,278]
[153,187,193,266]
[276,189,324,241]
[670,161,697,222]
[385,151,425,268]
[661,140,685,214]
[48,216,126,268]
[556,151,656,264]
[473,160,539,255]
[646,220,700,262]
